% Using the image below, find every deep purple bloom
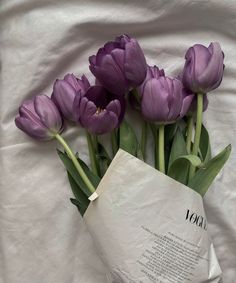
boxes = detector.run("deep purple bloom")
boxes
[52,74,90,121]
[89,35,147,96]
[15,95,63,140]
[182,42,224,94]
[73,86,125,135]
[141,77,194,124]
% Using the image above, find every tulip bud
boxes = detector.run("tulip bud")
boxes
[89,34,147,96]
[182,42,224,94]
[141,77,194,124]
[52,74,90,121]
[15,95,63,140]
[73,86,125,135]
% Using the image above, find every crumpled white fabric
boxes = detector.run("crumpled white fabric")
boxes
[0,1,236,282]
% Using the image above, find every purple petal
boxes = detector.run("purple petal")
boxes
[34,95,62,133]
[15,116,52,140]
[180,94,195,118]
[84,86,108,109]
[192,44,211,78]
[84,110,118,135]
[89,55,96,66]
[52,80,77,121]
[141,78,169,122]
[167,79,183,121]
[106,99,121,117]
[198,42,224,92]
[124,39,147,86]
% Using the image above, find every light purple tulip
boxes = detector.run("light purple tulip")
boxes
[52,74,90,121]
[89,35,147,96]
[183,88,209,115]
[73,86,125,135]
[15,95,63,140]
[182,42,224,93]
[141,77,194,124]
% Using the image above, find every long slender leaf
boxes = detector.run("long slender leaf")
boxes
[57,149,100,197]
[70,198,89,216]
[168,155,202,185]
[199,124,211,164]
[168,127,187,171]
[96,142,111,177]
[188,144,231,196]
[119,120,138,156]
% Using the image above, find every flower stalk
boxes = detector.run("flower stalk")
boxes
[86,131,100,176]
[188,93,204,181]
[54,133,96,194]
[158,124,165,174]
[186,115,194,154]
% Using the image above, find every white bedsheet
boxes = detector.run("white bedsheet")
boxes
[0,0,236,282]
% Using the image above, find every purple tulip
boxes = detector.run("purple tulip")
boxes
[15,95,63,140]
[73,86,125,135]
[182,42,224,93]
[141,77,194,124]
[52,74,90,121]
[89,34,147,96]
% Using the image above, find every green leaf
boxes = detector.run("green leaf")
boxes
[199,124,211,164]
[188,144,231,196]
[57,149,100,197]
[67,173,90,216]
[165,123,177,144]
[70,198,89,216]
[96,142,111,177]
[168,127,187,171]
[119,120,138,156]
[168,155,202,185]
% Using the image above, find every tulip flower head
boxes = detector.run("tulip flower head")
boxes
[52,74,90,121]
[15,95,63,140]
[89,35,147,96]
[182,42,224,94]
[73,86,125,135]
[141,77,194,124]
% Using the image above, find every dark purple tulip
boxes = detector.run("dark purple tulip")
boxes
[73,86,125,135]
[141,77,194,124]
[182,42,224,93]
[52,74,90,121]
[15,95,63,140]
[89,34,147,96]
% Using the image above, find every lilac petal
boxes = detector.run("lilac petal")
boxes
[89,55,97,66]
[78,97,97,128]
[103,41,120,54]
[180,94,195,118]
[192,44,211,78]
[73,92,83,121]
[168,79,183,121]
[183,47,196,91]
[64,74,79,90]
[90,57,128,96]
[124,39,147,86]
[111,48,126,75]
[141,78,169,122]
[198,42,224,92]
[34,95,62,133]
[15,116,52,140]
[84,86,108,108]
[52,80,77,121]
[84,110,118,135]
[80,75,90,91]
[106,99,121,117]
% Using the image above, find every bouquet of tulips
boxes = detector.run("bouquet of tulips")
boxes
[15,35,231,283]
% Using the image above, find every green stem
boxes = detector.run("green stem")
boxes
[111,130,118,156]
[149,123,158,169]
[55,133,95,194]
[186,115,194,154]
[141,120,147,161]
[86,131,99,176]
[188,93,204,181]
[158,124,165,174]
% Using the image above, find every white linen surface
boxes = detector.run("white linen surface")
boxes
[0,0,236,282]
